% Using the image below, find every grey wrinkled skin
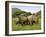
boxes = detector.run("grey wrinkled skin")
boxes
[27,15,39,25]
[15,15,40,25]
[19,15,28,25]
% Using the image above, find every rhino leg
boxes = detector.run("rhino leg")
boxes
[32,21,35,25]
[16,22,19,25]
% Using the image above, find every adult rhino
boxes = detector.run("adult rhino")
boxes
[27,15,38,25]
[19,15,28,25]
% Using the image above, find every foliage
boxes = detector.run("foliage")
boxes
[12,8,32,17]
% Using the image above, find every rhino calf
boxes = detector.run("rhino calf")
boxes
[15,17,19,24]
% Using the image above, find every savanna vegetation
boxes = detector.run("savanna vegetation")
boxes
[12,8,41,31]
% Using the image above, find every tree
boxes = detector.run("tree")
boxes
[12,8,32,17]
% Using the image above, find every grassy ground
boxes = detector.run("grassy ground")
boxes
[12,18,41,31]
